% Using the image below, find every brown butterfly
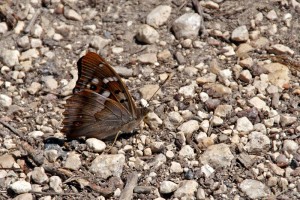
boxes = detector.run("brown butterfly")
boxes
[61,52,150,139]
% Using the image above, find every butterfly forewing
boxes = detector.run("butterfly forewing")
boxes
[74,52,137,117]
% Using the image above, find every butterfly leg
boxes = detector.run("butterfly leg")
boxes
[105,131,122,154]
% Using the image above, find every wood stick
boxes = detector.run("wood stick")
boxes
[119,172,139,200]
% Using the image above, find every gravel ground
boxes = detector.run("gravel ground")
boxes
[0,0,300,199]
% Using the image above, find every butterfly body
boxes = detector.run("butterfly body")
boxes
[62,52,149,139]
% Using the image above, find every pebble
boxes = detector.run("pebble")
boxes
[248,97,267,110]
[136,24,159,44]
[231,25,249,42]
[173,180,199,198]
[266,10,278,20]
[31,167,49,184]
[150,142,165,153]
[177,120,200,135]
[170,162,183,173]
[27,82,42,94]
[0,22,8,34]
[159,181,178,194]
[263,63,289,88]
[86,138,106,153]
[214,105,232,118]
[235,43,253,57]
[9,181,32,194]
[137,53,157,64]
[269,44,294,55]
[17,36,30,49]
[179,145,195,159]
[31,24,43,38]
[49,176,63,193]
[196,73,217,84]
[175,51,186,64]
[239,70,252,83]
[168,111,183,124]
[19,49,39,61]
[178,84,195,97]
[89,36,111,50]
[244,131,271,153]
[0,154,15,168]
[0,49,20,67]
[239,179,270,199]
[145,112,163,129]
[139,84,160,100]
[13,193,33,200]
[146,5,172,28]
[64,152,81,170]
[236,117,254,133]
[200,143,234,168]
[42,76,58,90]
[280,114,297,127]
[44,149,58,163]
[0,94,12,107]
[64,8,82,21]
[157,49,172,61]
[223,45,235,56]
[282,140,299,154]
[172,13,202,39]
[203,83,232,97]
[183,66,198,76]
[201,164,215,177]
[89,154,125,179]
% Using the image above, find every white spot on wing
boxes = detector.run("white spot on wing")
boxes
[91,78,99,84]
[103,78,109,84]
[101,90,110,97]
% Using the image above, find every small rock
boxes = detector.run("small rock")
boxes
[178,120,199,135]
[160,181,178,194]
[168,111,183,124]
[89,154,125,179]
[280,114,297,127]
[0,22,8,34]
[9,181,32,194]
[196,73,217,85]
[64,8,82,21]
[263,63,289,88]
[49,176,63,193]
[282,140,299,154]
[157,49,172,61]
[13,193,33,200]
[175,51,186,64]
[89,36,111,50]
[0,154,15,168]
[236,117,254,133]
[244,131,271,153]
[174,180,199,198]
[144,112,163,129]
[30,38,42,48]
[239,179,270,199]
[172,13,202,39]
[86,138,106,153]
[146,5,172,28]
[200,143,234,168]
[203,83,232,97]
[31,24,43,38]
[266,10,278,20]
[0,49,20,67]
[0,94,12,107]
[223,45,235,56]
[17,36,30,49]
[27,82,42,94]
[32,167,49,184]
[137,53,157,64]
[44,149,58,163]
[269,44,294,55]
[170,161,183,173]
[248,97,267,110]
[139,84,160,100]
[201,164,215,177]
[239,70,252,83]
[136,24,159,44]
[42,76,58,90]
[231,25,249,42]
[184,66,198,77]
[212,116,223,126]
[235,43,254,58]
[214,105,232,118]
[178,84,195,97]
[111,47,123,54]
[114,66,133,77]
[64,152,81,170]
[179,145,195,159]
[19,49,39,61]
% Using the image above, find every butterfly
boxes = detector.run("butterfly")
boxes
[61,52,150,139]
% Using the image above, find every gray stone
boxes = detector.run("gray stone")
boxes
[19,49,39,61]
[146,5,172,28]
[236,117,253,133]
[9,181,32,194]
[64,151,81,170]
[49,176,63,193]
[179,145,195,159]
[0,154,15,168]
[89,36,111,50]
[89,154,125,179]
[231,25,249,42]
[137,53,157,64]
[31,24,43,38]
[240,179,270,199]
[0,94,12,107]
[27,82,42,94]
[214,105,232,118]
[17,36,30,49]
[32,167,49,184]
[244,131,271,153]
[64,8,82,21]
[174,180,198,198]
[0,22,8,34]
[200,143,234,168]
[282,140,299,153]
[42,76,58,90]
[136,24,159,44]
[178,84,195,97]
[160,181,178,194]
[0,49,20,67]
[178,120,199,135]
[172,13,202,39]
[13,193,33,200]
[280,114,297,127]
[86,138,106,153]
[170,161,183,173]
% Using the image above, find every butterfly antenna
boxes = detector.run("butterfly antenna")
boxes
[147,73,174,103]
